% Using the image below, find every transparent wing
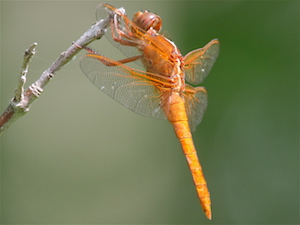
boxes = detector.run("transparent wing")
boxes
[183,85,208,132]
[80,53,167,120]
[184,39,220,85]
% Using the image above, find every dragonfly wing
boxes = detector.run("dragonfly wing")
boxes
[183,85,208,132]
[80,54,167,120]
[184,39,219,85]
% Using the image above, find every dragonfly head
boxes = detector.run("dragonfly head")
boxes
[132,10,162,33]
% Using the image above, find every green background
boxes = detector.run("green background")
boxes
[1,0,298,224]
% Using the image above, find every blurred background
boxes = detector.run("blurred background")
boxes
[1,0,298,224]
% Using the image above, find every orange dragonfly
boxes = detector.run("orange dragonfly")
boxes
[79,4,219,220]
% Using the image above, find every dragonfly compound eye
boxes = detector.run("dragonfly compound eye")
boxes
[132,11,162,32]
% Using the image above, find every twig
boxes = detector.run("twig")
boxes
[0,8,115,136]
[15,42,37,102]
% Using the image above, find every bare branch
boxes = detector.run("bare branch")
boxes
[0,10,113,135]
[15,42,37,102]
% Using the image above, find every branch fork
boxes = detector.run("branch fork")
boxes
[0,6,118,135]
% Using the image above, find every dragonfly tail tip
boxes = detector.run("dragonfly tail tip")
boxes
[205,209,212,220]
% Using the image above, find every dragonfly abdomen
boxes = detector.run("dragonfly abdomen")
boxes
[165,92,212,220]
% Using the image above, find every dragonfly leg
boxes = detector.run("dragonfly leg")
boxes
[115,55,142,64]
[110,13,138,47]
[85,52,142,68]
[74,42,142,66]
[93,54,142,67]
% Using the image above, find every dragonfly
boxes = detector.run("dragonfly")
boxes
[79,4,219,220]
